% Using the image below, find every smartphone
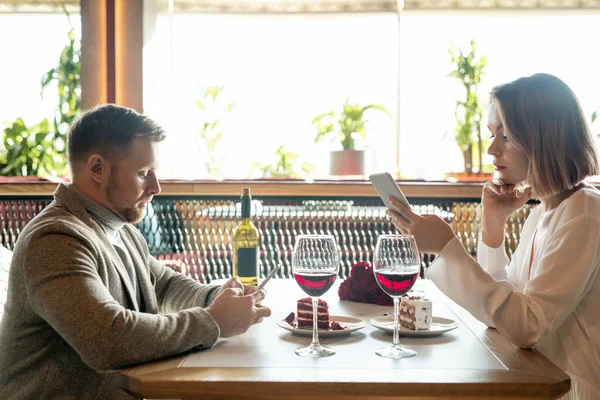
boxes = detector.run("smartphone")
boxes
[257,263,281,291]
[369,172,411,211]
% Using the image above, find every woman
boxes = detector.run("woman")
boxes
[388,73,600,399]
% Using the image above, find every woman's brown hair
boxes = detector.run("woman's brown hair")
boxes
[491,73,599,198]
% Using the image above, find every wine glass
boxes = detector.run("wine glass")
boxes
[373,234,421,359]
[291,234,340,358]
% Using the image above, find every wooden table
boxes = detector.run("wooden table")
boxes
[118,279,570,399]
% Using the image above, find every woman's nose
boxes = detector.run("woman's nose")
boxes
[487,138,500,156]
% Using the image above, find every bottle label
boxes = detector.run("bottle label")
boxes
[237,248,258,277]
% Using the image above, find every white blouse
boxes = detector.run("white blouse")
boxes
[427,186,600,399]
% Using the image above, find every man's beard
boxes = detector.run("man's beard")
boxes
[106,170,146,224]
[118,204,145,224]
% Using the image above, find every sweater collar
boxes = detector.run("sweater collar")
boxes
[67,184,126,233]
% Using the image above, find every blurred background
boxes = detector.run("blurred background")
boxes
[1,0,599,181]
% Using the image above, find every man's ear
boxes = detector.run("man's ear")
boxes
[86,154,109,184]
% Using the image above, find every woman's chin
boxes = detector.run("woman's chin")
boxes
[494,172,525,187]
[494,171,509,183]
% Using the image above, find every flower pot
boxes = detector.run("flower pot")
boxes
[330,150,365,176]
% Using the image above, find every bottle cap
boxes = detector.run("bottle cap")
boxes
[243,187,250,195]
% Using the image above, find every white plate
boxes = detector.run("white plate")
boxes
[277,315,367,337]
[370,316,458,337]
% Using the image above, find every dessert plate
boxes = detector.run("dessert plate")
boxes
[278,315,367,337]
[369,316,458,337]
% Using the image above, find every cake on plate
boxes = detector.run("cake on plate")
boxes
[284,298,347,331]
[297,297,330,329]
[399,295,432,331]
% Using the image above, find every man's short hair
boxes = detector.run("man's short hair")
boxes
[67,104,167,172]
[491,73,599,198]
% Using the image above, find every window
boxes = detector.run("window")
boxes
[144,8,600,180]
[0,11,81,130]
[399,10,600,180]
[144,11,398,179]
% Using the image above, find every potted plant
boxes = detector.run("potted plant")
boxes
[41,8,80,160]
[1,118,58,177]
[1,8,79,178]
[193,85,235,178]
[448,39,487,177]
[312,98,388,176]
[250,145,314,179]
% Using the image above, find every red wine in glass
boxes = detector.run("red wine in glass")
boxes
[294,272,337,297]
[375,269,419,297]
[373,234,421,359]
[292,234,340,358]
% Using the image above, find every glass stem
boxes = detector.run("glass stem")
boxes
[393,296,401,348]
[311,296,320,347]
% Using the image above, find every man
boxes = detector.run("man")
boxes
[0,104,271,399]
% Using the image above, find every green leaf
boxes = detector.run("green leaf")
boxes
[314,122,335,143]
[226,101,236,113]
[311,112,335,124]
[37,118,50,133]
[0,164,12,175]
[40,69,56,96]
[363,104,390,115]
[206,86,222,101]
[35,132,49,143]
[343,103,363,120]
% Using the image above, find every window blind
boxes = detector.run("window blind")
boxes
[0,0,79,13]
[155,0,600,13]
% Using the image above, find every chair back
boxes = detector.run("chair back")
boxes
[0,245,12,323]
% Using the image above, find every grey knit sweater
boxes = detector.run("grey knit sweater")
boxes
[0,183,220,399]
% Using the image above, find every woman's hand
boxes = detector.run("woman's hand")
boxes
[482,179,532,220]
[481,179,532,248]
[387,197,456,254]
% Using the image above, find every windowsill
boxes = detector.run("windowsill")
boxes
[0,178,508,199]
[2,177,598,199]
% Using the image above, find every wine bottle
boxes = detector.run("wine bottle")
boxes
[232,187,259,286]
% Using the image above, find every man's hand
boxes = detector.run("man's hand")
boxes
[215,277,263,300]
[386,197,456,255]
[206,287,271,338]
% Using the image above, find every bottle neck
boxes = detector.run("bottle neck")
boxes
[241,195,251,219]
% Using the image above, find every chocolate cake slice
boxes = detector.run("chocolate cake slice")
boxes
[297,297,329,329]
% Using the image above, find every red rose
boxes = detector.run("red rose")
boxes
[338,278,351,300]
[338,261,393,306]
[375,292,393,306]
